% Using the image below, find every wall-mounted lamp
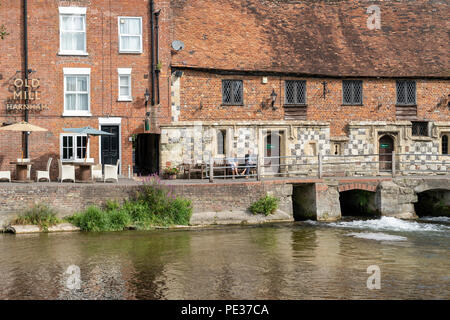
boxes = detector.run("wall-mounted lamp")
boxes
[144,88,150,103]
[270,89,278,110]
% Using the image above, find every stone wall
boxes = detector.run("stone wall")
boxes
[0,181,293,227]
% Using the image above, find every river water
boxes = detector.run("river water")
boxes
[0,217,449,300]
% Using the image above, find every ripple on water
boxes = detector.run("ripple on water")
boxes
[347,232,407,241]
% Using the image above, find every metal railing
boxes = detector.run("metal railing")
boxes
[194,152,449,182]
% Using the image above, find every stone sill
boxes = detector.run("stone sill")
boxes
[411,136,433,141]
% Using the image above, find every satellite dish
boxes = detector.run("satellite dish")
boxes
[171,40,185,52]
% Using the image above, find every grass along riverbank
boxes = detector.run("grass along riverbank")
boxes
[10,175,193,232]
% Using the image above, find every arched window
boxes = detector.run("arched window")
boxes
[217,130,226,155]
[442,135,448,155]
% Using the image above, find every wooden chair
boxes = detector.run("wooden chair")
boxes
[182,162,205,179]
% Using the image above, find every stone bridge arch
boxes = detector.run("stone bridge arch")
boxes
[338,182,378,193]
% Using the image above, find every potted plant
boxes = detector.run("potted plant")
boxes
[164,166,179,180]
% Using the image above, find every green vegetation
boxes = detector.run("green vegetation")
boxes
[415,190,450,217]
[13,203,60,231]
[249,195,279,216]
[0,4,8,40]
[68,176,193,231]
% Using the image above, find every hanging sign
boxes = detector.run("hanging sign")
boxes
[380,144,390,149]
[6,78,49,113]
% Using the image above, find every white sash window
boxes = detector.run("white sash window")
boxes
[119,17,143,53]
[59,7,87,55]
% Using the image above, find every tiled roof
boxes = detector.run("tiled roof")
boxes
[171,0,450,77]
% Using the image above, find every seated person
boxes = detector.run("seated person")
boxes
[227,153,239,176]
[241,150,256,177]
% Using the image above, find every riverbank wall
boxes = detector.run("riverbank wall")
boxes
[0,181,294,227]
[0,176,449,228]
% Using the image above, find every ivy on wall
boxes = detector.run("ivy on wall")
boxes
[0,3,8,40]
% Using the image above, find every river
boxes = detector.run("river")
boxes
[0,216,449,299]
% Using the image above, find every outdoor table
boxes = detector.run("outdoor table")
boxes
[10,161,33,182]
[66,162,95,182]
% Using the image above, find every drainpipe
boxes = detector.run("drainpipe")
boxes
[23,0,29,158]
[149,0,155,107]
[154,9,161,105]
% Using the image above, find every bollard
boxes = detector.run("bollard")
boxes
[392,151,396,177]
[256,154,261,181]
[318,154,323,179]
[209,156,214,183]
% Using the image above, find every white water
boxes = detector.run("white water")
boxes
[420,216,450,223]
[306,216,450,232]
[347,232,407,241]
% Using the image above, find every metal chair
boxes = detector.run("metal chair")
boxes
[36,157,52,182]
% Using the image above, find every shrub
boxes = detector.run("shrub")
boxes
[68,179,193,232]
[249,195,279,216]
[13,203,60,231]
[68,206,110,232]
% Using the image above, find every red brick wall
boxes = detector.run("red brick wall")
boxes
[0,0,172,177]
[177,70,450,136]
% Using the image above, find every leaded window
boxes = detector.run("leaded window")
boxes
[285,80,306,105]
[442,135,448,155]
[222,80,243,105]
[217,130,226,155]
[396,80,416,105]
[411,121,428,137]
[342,80,363,105]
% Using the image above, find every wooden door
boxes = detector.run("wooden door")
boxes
[101,125,120,166]
[379,135,393,171]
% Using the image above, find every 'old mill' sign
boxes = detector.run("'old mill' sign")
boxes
[6,78,50,112]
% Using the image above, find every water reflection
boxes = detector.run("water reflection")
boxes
[0,222,449,299]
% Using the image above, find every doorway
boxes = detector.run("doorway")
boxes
[135,134,160,176]
[264,131,282,174]
[379,135,394,171]
[101,125,120,166]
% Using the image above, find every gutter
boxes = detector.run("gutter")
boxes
[154,9,161,105]
[150,0,155,107]
[23,0,29,157]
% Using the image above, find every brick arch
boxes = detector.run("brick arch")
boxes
[338,183,378,193]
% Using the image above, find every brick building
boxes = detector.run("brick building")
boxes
[1,0,449,180]
[161,0,450,174]
[0,0,171,179]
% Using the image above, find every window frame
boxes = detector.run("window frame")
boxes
[118,16,143,54]
[222,80,244,105]
[342,80,363,105]
[58,7,88,56]
[411,121,429,137]
[284,80,307,105]
[396,80,416,106]
[63,68,91,117]
[117,68,132,101]
[217,129,226,156]
[442,134,449,155]
[60,133,90,162]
